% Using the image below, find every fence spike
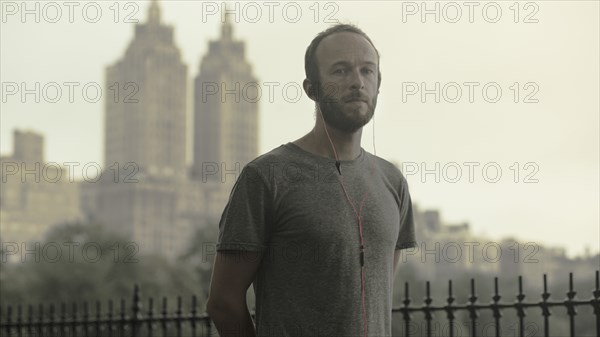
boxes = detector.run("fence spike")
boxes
[16,304,22,337]
[191,295,198,337]
[147,297,154,337]
[541,274,551,337]
[37,303,44,337]
[107,299,114,336]
[204,292,212,337]
[469,278,478,304]
[71,302,77,337]
[161,297,168,335]
[37,303,44,336]
[95,301,101,337]
[132,284,142,337]
[176,296,183,337]
[491,277,501,337]
[593,270,600,337]
[566,272,577,337]
[5,305,12,337]
[402,281,411,337]
[468,278,479,337]
[516,275,527,337]
[83,301,90,337]
[60,302,66,337]
[49,303,55,337]
[133,284,142,319]
[119,298,126,337]
[27,304,33,336]
[424,281,433,337]
[446,280,456,337]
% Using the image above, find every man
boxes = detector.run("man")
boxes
[206,23,417,336]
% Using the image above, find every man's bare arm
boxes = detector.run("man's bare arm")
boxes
[206,250,262,337]
[393,249,402,276]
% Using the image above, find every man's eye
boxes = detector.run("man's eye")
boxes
[334,69,345,74]
[363,69,375,74]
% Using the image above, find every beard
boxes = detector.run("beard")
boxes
[316,82,377,133]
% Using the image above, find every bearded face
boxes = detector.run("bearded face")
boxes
[316,81,377,133]
[310,32,380,133]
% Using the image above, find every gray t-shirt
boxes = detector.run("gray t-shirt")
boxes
[216,142,417,337]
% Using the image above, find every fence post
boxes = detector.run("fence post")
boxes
[132,284,142,337]
[592,270,600,337]
[191,295,197,337]
[83,301,89,337]
[5,306,12,337]
[37,303,44,336]
[147,297,155,337]
[516,276,526,337]
[445,280,456,337]
[60,302,66,337]
[119,298,126,337]
[71,302,77,336]
[565,273,577,337]
[27,304,33,337]
[107,300,114,336]
[176,296,183,337]
[424,281,433,337]
[205,290,212,336]
[95,301,101,337]
[161,297,168,335]
[491,278,501,337]
[49,303,55,337]
[468,278,479,337]
[403,282,412,337]
[540,274,551,337]
[16,304,22,337]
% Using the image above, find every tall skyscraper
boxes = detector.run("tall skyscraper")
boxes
[87,3,261,259]
[105,0,187,177]
[192,19,259,181]
[93,1,193,259]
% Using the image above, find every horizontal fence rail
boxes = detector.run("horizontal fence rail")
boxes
[0,271,598,337]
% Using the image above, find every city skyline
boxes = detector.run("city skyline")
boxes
[1,1,598,258]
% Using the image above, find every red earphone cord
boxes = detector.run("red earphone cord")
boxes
[319,108,376,337]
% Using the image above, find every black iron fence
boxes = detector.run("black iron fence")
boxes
[396,271,599,337]
[1,271,598,337]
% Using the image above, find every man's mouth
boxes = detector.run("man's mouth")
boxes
[345,98,367,103]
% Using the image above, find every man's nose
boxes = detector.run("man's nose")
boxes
[348,68,365,90]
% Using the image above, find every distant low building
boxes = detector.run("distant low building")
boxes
[0,130,82,245]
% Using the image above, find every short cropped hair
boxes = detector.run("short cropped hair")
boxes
[304,23,382,89]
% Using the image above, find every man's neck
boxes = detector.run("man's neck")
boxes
[293,123,363,161]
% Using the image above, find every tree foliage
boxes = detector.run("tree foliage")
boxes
[1,222,203,308]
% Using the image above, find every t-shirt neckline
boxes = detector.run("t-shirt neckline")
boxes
[284,142,366,165]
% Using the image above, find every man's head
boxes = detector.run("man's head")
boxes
[303,24,381,133]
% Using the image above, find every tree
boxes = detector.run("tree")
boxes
[1,222,201,309]
[178,221,220,299]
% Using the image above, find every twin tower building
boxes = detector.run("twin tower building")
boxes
[89,1,259,258]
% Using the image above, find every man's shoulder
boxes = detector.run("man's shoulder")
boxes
[241,144,298,180]
[247,144,296,168]
[369,152,409,187]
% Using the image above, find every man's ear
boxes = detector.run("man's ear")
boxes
[303,79,317,102]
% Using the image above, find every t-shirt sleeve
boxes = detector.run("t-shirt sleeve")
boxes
[216,163,272,252]
[396,175,417,250]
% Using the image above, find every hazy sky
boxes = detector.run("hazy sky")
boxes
[1,1,598,258]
